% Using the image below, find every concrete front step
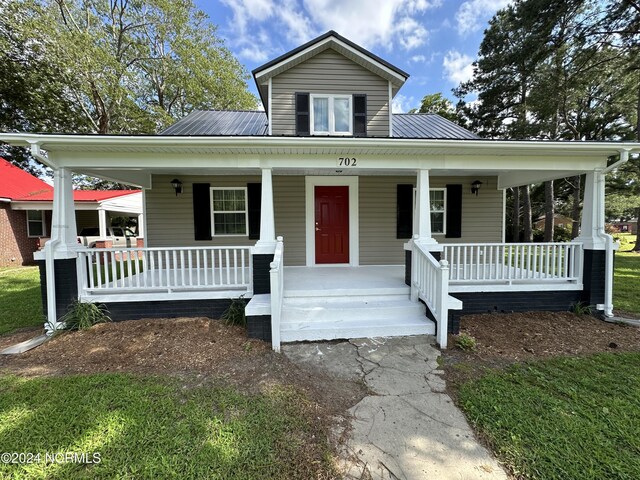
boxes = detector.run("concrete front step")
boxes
[279,294,435,342]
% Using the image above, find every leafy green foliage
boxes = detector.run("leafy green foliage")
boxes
[0,267,43,335]
[569,301,592,316]
[409,93,460,124]
[459,353,640,480]
[61,300,111,331]
[455,333,477,351]
[0,374,336,479]
[221,296,247,328]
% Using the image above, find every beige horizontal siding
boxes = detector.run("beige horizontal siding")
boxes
[146,174,503,267]
[359,176,504,265]
[272,49,389,137]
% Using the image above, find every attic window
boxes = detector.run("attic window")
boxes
[310,94,352,135]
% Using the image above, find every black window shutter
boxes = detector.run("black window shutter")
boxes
[295,92,310,135]
[353,94,367,137]
[247,183,261,240]
[192,183,212,240]
[397,184,414,239]
[446,184,463,238]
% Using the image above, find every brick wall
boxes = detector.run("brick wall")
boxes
[0,204,43,266]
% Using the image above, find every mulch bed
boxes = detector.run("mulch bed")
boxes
[0,318,365,417]
[443,311,640,400]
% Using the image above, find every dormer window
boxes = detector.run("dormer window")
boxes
[310,94,352,135]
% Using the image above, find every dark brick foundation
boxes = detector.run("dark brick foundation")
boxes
[37,258,78,320]
[582,249,606,311]
[252,254,273,295]
[246,315,272,342]
[404,250,411,286]
[103,299,232,322]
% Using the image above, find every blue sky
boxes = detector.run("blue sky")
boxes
[194,0,511,112]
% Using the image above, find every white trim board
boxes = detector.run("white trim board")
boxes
[305,176,359,267]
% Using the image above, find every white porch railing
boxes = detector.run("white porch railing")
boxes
[269,237,284,352]
[77,246,252,296]
[442,242,583,285]
[411,242,449,348]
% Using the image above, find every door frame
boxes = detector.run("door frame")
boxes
[305,176,359,267]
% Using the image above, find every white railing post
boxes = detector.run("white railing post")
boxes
[436,260,449,349]
[410,235,419,302]
[269,237,284,353]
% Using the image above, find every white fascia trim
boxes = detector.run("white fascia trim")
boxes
[388,81,393,137]
[268,77,273,135]
[0,197,11,203]
[2,133,639,155]
[10,201,99,211]
[254,37,407,85]
[305,176,359,267]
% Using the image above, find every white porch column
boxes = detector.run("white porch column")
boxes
[414,169,438,246]
[137,213,144,238]
[50,167,79,255]
[98,208,108,238]
[254,168,276,253]
[575,170,606,250]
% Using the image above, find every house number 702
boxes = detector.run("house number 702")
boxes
[337,157,357,167]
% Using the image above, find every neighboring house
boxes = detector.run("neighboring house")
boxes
[533,214,575,231]
[0,158,143,266]
[609,219,638,234]
[1,31,638,350]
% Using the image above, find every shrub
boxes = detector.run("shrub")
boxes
[61,300,111,330]
[221,296,247,327]
[455,333,477,351]
[570,301,592,316]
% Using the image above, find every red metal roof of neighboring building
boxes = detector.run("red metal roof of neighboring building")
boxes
[0,158,139,202]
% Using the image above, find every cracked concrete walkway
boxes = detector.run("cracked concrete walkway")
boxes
[284,336,507,480]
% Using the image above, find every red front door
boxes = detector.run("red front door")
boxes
[315,186,349,264]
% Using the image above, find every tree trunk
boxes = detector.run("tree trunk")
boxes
[544,180,554,242]
[571,175,581,239]
[522,185,533,242]
[513,187,520,242]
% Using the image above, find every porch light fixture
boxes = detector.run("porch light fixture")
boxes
[170,178,183,196]
[471,180,483,196]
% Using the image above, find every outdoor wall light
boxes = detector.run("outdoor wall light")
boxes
[471,180,483,196]
[170,178,183,196]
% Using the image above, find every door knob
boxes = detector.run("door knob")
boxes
[315,227,321,231]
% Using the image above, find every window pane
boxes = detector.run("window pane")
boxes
[28,221,43,237]
[313,98,329,132]
[334,98,350,132]
[430,190,445,211]
[214,213,246,235]
[431,212,444,233]
[27,210,43,221]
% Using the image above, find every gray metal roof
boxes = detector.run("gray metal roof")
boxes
[161,110,268,136]
[392,114,479,140]
[161,110,478,140]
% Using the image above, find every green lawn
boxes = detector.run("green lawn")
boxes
[0,374,334,479]
[459,353,640,480]
[614,252,640,315]
[0,267,43,335]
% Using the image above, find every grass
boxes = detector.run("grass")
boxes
[612,234,639,316]
[459,353,640,480]
[0,374,334,479]
[0,267,43,335]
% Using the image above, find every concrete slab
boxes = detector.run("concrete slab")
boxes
[605,316,640,327]
[284,336,507,480]
[0,334,49,354]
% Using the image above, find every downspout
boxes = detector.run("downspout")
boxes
[30,143,62,334]
[597,150,630,317]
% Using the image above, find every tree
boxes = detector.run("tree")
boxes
[3,0,257,136]
[409,93,459,123]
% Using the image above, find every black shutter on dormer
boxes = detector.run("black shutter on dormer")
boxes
[446,184,462,238]
[295,92,310,135]
[247,183,261,240]
[193,183,212,240]
[353,94,367,137]
[397,184,414,239]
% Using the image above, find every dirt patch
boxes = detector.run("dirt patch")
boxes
[0,318,365,416]
[443,311,640,400]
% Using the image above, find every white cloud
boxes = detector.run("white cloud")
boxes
[410,54,426,63]
[239,45,271,62]
[442,50,474,84]
[392,93,415,113]
[455,0,511,36]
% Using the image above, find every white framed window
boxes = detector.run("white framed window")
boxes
[210,187,248,236]
[26,210,45,237]
[413,188,447,235]
[310,94,352,135]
